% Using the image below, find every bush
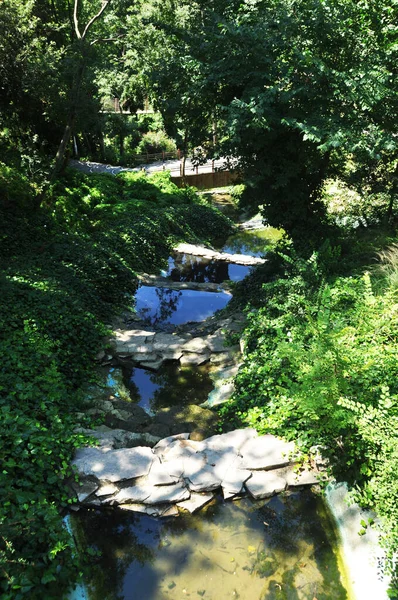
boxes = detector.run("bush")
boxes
[219,241,398,583]
[135,130,177,155]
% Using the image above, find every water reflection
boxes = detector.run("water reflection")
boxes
[166,254,250,283]
[221,227,282,257]
[135,286,231,326]
[73,491,348,600]
[125,364,213,415]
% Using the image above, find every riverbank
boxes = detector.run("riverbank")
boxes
[0,169,234,599]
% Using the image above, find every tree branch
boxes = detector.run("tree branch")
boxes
[82,0,110,40]
[73,0,81,39]
[90,33,125,46]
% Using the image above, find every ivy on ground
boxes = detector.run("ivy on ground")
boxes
[0,166,234,599]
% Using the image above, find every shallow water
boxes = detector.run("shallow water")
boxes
[166,254,250,283]
[73,491,348,600]
[221,227,282,257]
[135,286,231,326]
[124,363,213,415]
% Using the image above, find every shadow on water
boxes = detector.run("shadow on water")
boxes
[72,491,348,600]
[123,363,214,415]
[165,254,251,283]
[135,286,231,326]
[221,227,282,257]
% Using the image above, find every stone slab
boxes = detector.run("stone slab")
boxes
[239,435,296,470]
[120,503,179,517]
[203,429,258,454]
[153,433,190,455]
[186,464,222,492]
[73,446,154,483]
[140,358,164,371]
[147,456,179,486]
[182,337,209,353]
[96,483,119,497]
[177,492,214,514]
[283,467,320,487]
[115,482,190,505]
[180,353,210,366]
[245,471,287,499]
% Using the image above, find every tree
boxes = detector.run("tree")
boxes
[132,0,397,240]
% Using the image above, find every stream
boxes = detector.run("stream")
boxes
[70,204,350,600]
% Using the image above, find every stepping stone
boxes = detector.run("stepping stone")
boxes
[180,353,210,366]
[153,333,186,353]
[203,429,258,454]
[114,482,190,505]
[177,492,214,513]
[96,483,119,497]
[283,467,320,487]
[245,471,287,499]
[220,456,252,500]
[146,456,179,486]
[71,480,99,503]
[140,358,164,371]
[120,504,179,517]
[73,446,154,483]
[206,334,227,353]
[153,433,190,455]
[187,464,222,492]
[182,337,209,353]
[239,435,296,470]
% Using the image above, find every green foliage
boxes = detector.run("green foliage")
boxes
[219,240,398,580]
[0,165,233,597]
[136,130,177,155]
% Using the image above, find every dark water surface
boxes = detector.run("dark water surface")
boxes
[165,254,251,283]
[135,286,231,326]
[125,363,213,415]
[73,491,348,600]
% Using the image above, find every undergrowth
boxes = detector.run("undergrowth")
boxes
[0,166,233,599]
[219,237,398,594]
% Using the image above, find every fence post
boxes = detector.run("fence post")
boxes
[212,160,215,173]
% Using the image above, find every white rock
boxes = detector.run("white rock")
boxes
[153,433,190,455]
[187,464,222,492]
[203,429,258,453]
[177,492,214,513]
[147,456,179,486]
[245,471,287,499]
[182,337,209,353]
[283,467,320,487]
[115,482,189,505]
[180,353,210,366]
[239,435,296,470]
[96,483,119,497]
[73,446,154,483]
[120,503,179,517]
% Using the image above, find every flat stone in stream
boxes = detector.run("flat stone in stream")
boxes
[239,435,296,470]
[72,431,321,514]
[245,470,287,499]
[73,446,154,483]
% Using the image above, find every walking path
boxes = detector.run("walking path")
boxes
[70,157,229,176]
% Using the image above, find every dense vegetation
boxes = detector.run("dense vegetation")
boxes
[0,0,397,597]
[220,224,398,593]
[0,168,233,599]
